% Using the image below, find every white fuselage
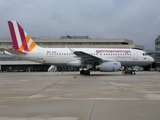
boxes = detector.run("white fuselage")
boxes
[8,47,154,67]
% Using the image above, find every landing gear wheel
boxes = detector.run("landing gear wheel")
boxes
[84,70,90,75]
[80,70,90,75]
[80,70,84,75]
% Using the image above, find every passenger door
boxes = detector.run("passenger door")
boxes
[37,49,44,62]
[132,50,138,60]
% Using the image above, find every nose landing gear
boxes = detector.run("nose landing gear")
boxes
[122,66,136,75]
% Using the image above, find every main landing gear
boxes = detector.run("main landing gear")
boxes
[122,66,136,75]
[80,69,90,75]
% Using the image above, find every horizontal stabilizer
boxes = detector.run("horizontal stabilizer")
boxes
[4,49,27,55]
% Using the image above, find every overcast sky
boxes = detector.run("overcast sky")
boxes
[0,0,160,51]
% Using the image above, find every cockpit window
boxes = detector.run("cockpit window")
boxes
[143,53,148,56]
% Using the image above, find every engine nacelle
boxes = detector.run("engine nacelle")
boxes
[99,62,121,72]
[67,61,86,67]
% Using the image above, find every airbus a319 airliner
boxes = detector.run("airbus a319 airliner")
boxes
[4,21,154,75]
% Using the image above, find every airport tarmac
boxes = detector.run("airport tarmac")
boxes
[0,71,160,120]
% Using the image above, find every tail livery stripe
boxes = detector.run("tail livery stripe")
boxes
[8,21,36,52]
[25,34,36,51]
[17,23,28,51]
[29,41,36,51]
[8,21,19,50]
[12,21,23,51]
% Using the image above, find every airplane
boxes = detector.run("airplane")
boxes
[4,21,154,75]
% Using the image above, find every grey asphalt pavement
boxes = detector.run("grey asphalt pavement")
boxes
[0,71,160,120]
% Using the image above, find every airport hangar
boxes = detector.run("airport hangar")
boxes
[0,36,149,72]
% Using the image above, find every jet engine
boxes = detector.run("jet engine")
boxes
[67,61,86,67]
[98,62,121,72]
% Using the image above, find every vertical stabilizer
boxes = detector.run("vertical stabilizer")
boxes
[8,21,37,52]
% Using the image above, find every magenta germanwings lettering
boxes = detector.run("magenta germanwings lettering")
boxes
[96,50,131,54]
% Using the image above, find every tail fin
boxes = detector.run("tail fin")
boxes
[8,21,37,52]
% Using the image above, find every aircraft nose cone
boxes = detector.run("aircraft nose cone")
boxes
[149,56,154,63]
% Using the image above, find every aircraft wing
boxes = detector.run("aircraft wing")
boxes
[73,51,116,64]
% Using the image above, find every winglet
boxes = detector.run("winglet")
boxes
[8,21,38,52]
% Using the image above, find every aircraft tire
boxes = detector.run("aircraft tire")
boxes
[84,70,90,75]
[80,70,84,75]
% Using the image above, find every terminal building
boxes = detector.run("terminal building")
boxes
[155,36,160,66]
[0,36,146,72]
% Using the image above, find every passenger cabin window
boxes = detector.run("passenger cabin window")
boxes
[143,53,148,56]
